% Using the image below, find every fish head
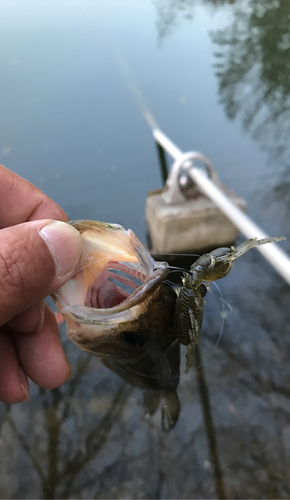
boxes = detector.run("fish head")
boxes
[52,220,179,391]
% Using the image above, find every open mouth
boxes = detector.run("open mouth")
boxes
[84,260,147,309]
[55,253,168,316]
[52,220,169,316]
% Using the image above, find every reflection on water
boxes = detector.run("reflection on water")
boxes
[0,344,133,498]
[1,278,290,498]
[153,0,195,41]
[1,0,290,498]
[212,0,290,164]
[154,0,236,42]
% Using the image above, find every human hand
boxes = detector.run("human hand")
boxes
[0,164,82,404]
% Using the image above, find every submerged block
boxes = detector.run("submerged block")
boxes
[146,186,247,253]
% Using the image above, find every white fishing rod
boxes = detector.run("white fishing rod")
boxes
[153,128,290,284]
[116,49,290,285]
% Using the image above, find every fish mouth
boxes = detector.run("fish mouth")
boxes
[84,259,166,309]
[85,259,147,309]
[52,220,168,323]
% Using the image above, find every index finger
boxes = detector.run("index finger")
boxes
[0,164,68,227]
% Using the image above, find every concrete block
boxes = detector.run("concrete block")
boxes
[145,185,247,253]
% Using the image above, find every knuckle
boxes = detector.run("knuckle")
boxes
[0,233,41,301]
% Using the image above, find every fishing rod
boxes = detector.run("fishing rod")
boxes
[116,47,290,285]
[153,129,290,285]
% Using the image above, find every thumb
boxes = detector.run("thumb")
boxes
[0,220,82,325]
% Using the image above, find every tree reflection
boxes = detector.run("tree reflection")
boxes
[212,0,290,163]
[154,0,290,167]
[1,270,290,497]
[153,0,236,41]
[153,0,195,41]
[2,346,133,499]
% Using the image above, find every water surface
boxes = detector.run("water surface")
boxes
[0,0,290,498]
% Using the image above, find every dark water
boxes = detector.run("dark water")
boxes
[1,0,290,498]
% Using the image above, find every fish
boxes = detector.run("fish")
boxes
[52,220,180,431]
[52,221,285,430]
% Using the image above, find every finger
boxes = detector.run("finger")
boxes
[0,164,68,228]
[7,301,45,334]
[13,303,71,389]
[0,219,82,325]
[0,331,30,404]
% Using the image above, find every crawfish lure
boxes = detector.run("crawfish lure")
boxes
[173,236,286,371]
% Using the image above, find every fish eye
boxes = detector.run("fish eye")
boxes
[200,284,207,298]
[121,332,146,348]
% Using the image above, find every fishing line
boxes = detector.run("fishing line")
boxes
[163,280,179,288]
[193,281,232,370]
[163,265,189,273]
[114,45,158,131]
[153,252,201,258]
